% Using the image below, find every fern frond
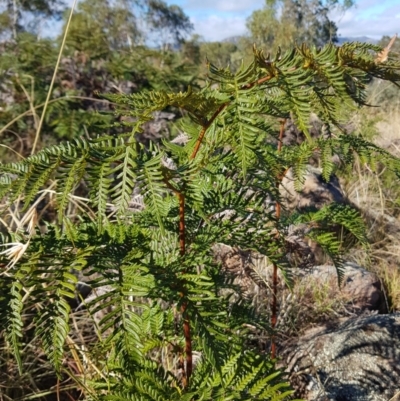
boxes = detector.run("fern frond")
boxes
[139,150,172,232]
[56,154,88,221]
[5,279,24,373]
[109,141,139,216]
[319,139,335,182]
[35,297,71,372]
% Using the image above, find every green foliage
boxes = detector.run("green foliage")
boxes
[199,41,244,70]
[1,40,400,399]
[0,0,196,163]
[0,40,197,162]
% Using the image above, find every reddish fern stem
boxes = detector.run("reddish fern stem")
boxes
[190,103,227,160]
[241,74,273,90]
[176,101,230,389]
[181,299,192,388]
[179,193,186,256]
[271,119,286,359]
[179,76,273,385]
[161,177,191,387]
[177,191,193,388]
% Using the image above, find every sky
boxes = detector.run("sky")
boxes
[166,0,400,42]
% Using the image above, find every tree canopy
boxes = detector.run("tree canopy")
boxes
[246,0,354,51]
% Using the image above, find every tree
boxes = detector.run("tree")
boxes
[63,0,143,55]
[246,0,353,52]
[199,41,242,69]
[0,0,66,40]
[62,0,193,54]
[146,0,193,50]
[1,40,400,399]
[181,34,202,65]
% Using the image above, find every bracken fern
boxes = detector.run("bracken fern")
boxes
[1,41,400,400]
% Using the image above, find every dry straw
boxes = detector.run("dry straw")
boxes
[31,0,79,154]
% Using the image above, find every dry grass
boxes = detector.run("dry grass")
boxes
[276,273,354,340]
[341,83,400,312]
[0,313,87,401]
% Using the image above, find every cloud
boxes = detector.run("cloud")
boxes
[334,0,400,38]
[191,14,249,41]
[170,0,264,41]
[182,0,263,13]
[319,0,400,38]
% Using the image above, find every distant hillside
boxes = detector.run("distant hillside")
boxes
[221,35,242,44]
[221,35,379,46]
[336,36,379,45]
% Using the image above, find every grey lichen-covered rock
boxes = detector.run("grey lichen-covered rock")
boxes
[280,313,400,401]
[295,263,386,313]
[213,244,384,315]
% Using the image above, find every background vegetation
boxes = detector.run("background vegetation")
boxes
[1,0,400,399]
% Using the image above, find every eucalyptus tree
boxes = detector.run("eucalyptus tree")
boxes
[0,0,65,40]
[246,0,354,52]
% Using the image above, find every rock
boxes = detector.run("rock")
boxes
[282,115,326,147]
[214,243,384,314]
[212,244,261,297]
[139,111,176,145]
[280,166,345,212]
[295,263,386,313]
[213,244,386,344]
[280,313,400,401]
[279,165,351,266]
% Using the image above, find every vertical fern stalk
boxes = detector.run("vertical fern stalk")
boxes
[271,119,286,359]
[178,102,228,388]
[178,191,193,388]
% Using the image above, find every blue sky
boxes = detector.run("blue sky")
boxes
[167,0,400,42]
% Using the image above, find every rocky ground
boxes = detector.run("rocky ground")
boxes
[214,160,400,400]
